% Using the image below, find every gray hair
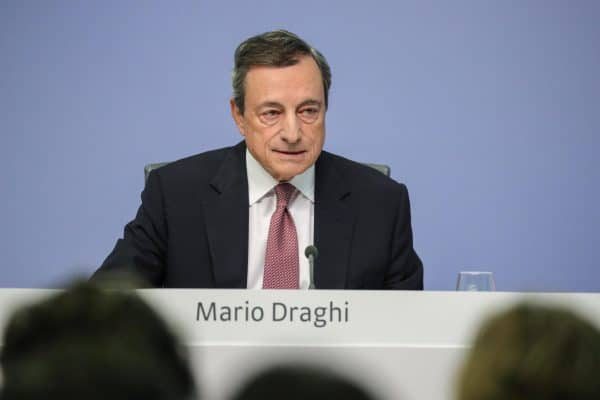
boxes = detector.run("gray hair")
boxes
[232,30,332,114]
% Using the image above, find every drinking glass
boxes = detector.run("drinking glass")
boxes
[456,271,496,291]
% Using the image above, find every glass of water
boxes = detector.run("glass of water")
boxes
[456,271,496,291]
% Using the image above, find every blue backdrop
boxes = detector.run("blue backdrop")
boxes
[2,1,599,290]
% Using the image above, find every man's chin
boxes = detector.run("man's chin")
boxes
[272,165,309,182]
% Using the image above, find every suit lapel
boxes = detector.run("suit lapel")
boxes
[314,153,355,289]
[202,142,249,288]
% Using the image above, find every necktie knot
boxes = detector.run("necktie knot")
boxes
[274,183,295,209]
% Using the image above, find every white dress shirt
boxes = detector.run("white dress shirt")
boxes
[245,149,315,289]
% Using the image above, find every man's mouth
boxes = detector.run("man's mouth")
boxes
[273,149,306,155]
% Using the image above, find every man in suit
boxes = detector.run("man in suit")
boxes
[93,30,423,289]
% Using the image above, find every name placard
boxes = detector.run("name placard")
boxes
[135,289,600,346]
[196,299,349,328]
[1,289,600,400]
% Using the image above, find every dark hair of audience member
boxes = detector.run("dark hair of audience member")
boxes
[231,364,376,400]
[0,282,196,400]
[456,303,600,400]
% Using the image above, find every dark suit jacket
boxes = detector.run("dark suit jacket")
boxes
[93,142,423,289]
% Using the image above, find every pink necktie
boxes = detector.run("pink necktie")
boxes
[263,183,299,289]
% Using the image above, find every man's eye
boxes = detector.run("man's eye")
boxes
[262,110,280,118]
[259,110,281,124]
[299,108,319,121]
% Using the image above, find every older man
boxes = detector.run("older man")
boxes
[93,30,423,289]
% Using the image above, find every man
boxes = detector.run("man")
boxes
[0,282,196,400]
[93,30,423,289]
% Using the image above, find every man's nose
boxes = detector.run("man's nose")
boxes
[279,114,301,143]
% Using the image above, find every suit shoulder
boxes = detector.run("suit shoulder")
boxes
[150,144,241,184]
[321,151,407,194]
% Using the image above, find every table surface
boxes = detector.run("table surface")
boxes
[1,289,599,400]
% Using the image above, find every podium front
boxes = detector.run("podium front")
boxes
[1,290,599,399]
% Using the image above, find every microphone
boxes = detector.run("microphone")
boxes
[304,245,319,289]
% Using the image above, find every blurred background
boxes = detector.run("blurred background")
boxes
[2,1,599,290]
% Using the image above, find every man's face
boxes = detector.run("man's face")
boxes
[231,55,326,182]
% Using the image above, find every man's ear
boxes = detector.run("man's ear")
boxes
[230,98,246,136]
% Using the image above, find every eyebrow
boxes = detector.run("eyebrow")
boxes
[256,101,284,110]
[256,99,323,111]
[297,99,322,108]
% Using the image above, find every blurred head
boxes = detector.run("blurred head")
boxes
[0,282,196,400]
[456,303,600,400]
[230,30,331,181]
[231,364,375,400]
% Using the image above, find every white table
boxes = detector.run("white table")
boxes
[2,289,599,399]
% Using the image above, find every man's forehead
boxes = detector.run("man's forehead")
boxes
[244,57,324,100]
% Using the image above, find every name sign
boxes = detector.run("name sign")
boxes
[137,289,600,347]
[197,300,349,328]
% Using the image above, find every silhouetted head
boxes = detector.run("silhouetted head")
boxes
[0,282,196,400]
[456,303,600,400]
[231,363,375,400]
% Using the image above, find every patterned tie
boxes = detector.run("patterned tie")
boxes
[263,183,299,289]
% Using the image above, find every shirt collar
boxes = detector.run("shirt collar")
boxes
[246,148,315,205]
